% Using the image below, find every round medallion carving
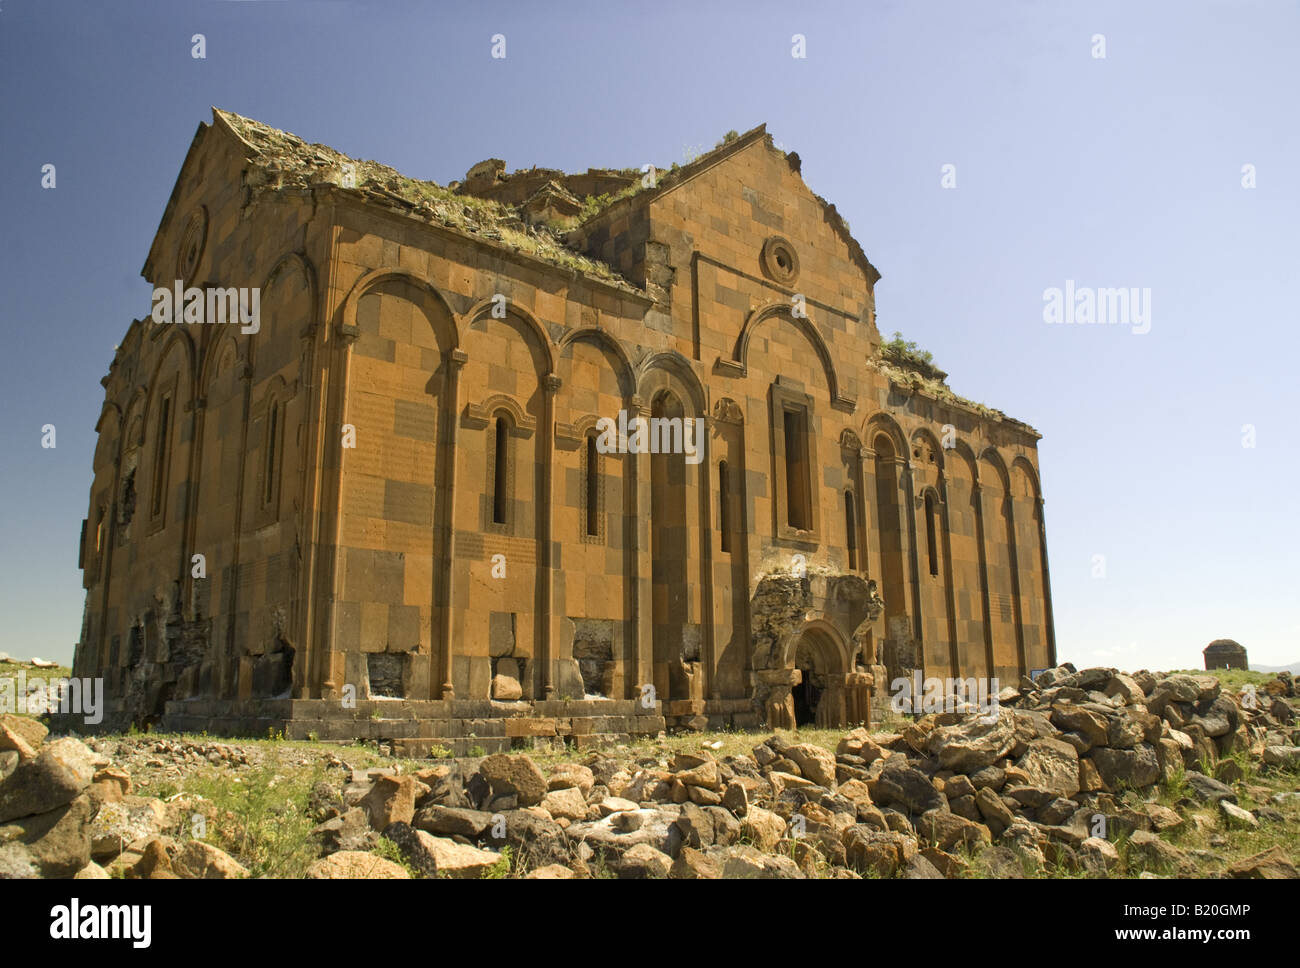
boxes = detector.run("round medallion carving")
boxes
[761,235,799,286]
[177,208,208,281]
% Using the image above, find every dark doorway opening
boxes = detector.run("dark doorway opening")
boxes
[793,639,824,726]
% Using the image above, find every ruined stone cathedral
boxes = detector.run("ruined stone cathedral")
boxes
[71,110,1055,749]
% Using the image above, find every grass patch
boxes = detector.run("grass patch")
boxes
[0,659,72,680]
[880,331,946,382]
[170,762,327,878]
[374,836,422,879]
[480,845,514,879]
[1168,667,1276,690]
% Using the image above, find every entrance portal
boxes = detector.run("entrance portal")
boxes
[787,625,846,727]
[793,639,824,726]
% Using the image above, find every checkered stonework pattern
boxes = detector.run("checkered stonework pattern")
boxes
[70,110,1054,733]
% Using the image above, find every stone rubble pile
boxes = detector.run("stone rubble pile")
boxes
[302,665,1297,879]
[0,716,250,879]
[1,664,1297,879]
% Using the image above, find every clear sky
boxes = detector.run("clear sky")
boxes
[1,0,1295,672]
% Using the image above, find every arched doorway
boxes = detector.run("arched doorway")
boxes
[788,624,847,727]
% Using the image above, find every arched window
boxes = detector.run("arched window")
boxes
[783,406,811,531]
[492,415,509,525]
[844,490,857,570]
[584,433,599,537]
[718,460,731,553]
[150,394,172,520]
[770,382,819,541]
[263,400,280,508]
[91,505,107,578]
[925,491,939,577]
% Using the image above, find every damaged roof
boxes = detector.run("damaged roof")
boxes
[211,108,641,291]
[201,111,882,301]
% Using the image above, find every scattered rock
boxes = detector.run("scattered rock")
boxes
[540,786,588,822]
[89,797,168,861]
[713,843,804,879]
[785,744,837,788]
[479,754,547,807]
[925,713,1018,773]
[1224,846,1298,879]
[1218,801,1258,830]
[12,795,93,877]
[0,737,97,823]
[305,850,411,879]
[172,841,248,879]
[0,841,39,879]
[359,775,421,830]
[1262,746,1300,770]
[738,806,785,851]
[1185,772,1236,805]
[525,863,576,879]
[413,804,495,838]
[1087,744,1160,791]
[312,807,379,855]
[1126,830,1192,876]
[547,763,595,796]
[871,759,945,814]
[613,842,672,878]
[1079,836,1120,875]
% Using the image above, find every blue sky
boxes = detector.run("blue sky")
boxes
[1,0,1295,671]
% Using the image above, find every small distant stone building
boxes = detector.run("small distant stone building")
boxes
[1204,639,1248,671]
[69,111,1055,746]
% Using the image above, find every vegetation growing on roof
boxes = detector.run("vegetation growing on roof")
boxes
[872,331,1023,422]
[874,358,1002,421]
[879,330,947,382]
[216,109,632,287]
[577,184,642,223]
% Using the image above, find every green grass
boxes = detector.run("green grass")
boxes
[1,659,78,723]
[171,762,326,878]
[880,331,939,376]
[375,836,423,879]
[1168,668,1276,691]
[480,845,514,879]
[0,659,72,679]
